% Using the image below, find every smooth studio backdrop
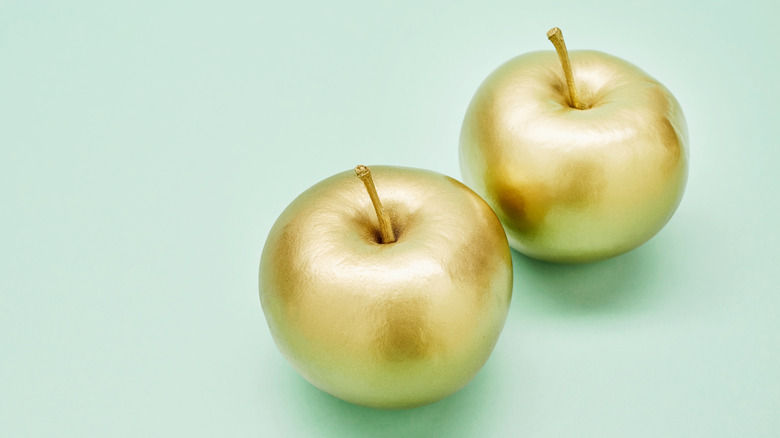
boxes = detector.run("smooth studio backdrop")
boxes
[1,1,778,436]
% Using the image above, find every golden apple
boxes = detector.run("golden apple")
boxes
[259,165,512,409]
[460,28,688,263]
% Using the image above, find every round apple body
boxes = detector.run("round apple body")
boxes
[259,166,512,409]
[460,50,688,263]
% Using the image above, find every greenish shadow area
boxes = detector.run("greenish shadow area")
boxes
[509,243,665,317]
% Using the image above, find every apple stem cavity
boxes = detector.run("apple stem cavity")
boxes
[355,165,397,244]
[547,27,583,110]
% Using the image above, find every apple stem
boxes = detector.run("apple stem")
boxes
[547,27,583,110]
[355,165,396,244]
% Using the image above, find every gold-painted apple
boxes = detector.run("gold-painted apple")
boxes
[460,27,688,263]
[259,165,512,408]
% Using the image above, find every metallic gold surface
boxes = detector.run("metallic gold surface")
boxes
[259,166,513,409]
[460,50,689,263]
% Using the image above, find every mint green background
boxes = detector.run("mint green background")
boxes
[1,1,778,436]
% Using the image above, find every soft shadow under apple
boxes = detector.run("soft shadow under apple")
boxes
[509,244,662,316]
[284,353,501,438]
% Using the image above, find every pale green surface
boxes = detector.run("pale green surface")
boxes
[1,0,778,436]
